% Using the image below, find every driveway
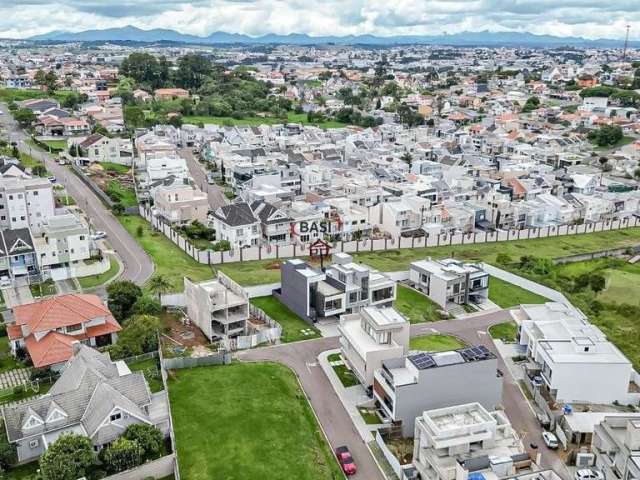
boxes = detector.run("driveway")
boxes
[1,284,33,308]
[0,104,154,286]
[179,148,229,211]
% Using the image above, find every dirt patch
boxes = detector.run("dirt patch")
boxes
[265,261,282,270]
[161,311,209,348]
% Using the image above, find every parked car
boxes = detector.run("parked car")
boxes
[531,376,543,387]
[0,276,11,288]
[48,176,56,183]
[575,469,604,480]
[542,431,559,449]
[91,231,107,240]
[335,446,357,476]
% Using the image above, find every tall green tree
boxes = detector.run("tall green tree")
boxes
[99,437,143,474]
[107,280,143,322]
[123,424,164,461]
[175,53,212,91]
[147,274,172,301]
[39,434,94,480]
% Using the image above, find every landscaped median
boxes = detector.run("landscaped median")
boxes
[168,363,343,480]
[117,215,215,291]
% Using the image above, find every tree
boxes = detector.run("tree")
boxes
[120,52,163,88]
[13,108,36,128]
[212,240,231,252]
[400,152,413,165]
[107,280,143,322]
[522,96,540,113]
[31,164,47,177]
[588,125,623,147]
[99,437,143,474]
[589,273,606,295]
[111,202,125,215]
[147,274,172,301]
[39,433,94,480]
[0,433,17,471]
[131,295,162,316]
[123,424,164,461]
[109,314,161,359]
[124,105,145,129]
[175,53,212,90]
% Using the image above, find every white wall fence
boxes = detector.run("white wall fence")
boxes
[45,256,111,282]
[102,453,176,480]
[161,351,232,370]
[375,431,403,479]
[139,206,640,266]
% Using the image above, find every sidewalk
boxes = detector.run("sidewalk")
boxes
[318,349,383,443]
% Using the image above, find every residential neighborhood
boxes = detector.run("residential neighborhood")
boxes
[0,5,638,480]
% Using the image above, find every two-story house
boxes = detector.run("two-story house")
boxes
[7,294,121,370]
[211,202,261,248]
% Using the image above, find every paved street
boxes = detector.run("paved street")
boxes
[241,309,570,480]
[179,148,229,211]
[0,105,154,285]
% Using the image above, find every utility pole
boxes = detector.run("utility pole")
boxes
[623,25,631,61]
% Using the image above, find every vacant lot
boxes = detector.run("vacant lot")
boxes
[488,276,549,308]
[184,112,346,129]
[409,334,466,352]
[217,228,640,287]
[394,284,447,323]
[250,296,320,343]
[118,215,214,291]
[489,322,519,342]
[168,363,342,480]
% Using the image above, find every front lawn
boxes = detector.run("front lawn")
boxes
[216,228,640,287]
[168,363,342,480]
[78,255,120,289]
[394,284,447,323]
[29,279,56,298]
[358,407,381,425]
[118,215,215,291]
[250,296,320,343]
[333,364,359,387]
[488,322,519,342]
[409,334,466,352]
[488,276,549,308]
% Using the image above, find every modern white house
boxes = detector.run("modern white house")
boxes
[184,273,249,341]
[592,414,640,480]
[338,306,410,387]
[373,345,502,436]
[145,155,189,182]
[413,403,527,480]
[34,213,92,271]
[515,302,636,405]
[409,258,489,309]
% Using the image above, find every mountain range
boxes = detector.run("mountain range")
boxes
[28,25,639,48]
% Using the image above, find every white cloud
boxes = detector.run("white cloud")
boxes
[0,0,639,40]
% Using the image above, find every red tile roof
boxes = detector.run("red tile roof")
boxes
[6,324,22,341]
[25,332,77,368]
[14,294,113,333]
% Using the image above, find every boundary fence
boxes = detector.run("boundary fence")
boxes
[139,206,640,266]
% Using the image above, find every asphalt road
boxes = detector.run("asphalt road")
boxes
[241,309,570,480]
[179,148,229,211]
[0,106,154,285]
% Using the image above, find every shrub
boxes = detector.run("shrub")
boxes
[99,437,143,474]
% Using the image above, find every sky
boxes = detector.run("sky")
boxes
[2,0,640,40]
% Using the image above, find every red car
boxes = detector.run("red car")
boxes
[336,445,357,476]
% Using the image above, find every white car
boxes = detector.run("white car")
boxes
[0,276,11,288]
[575,469,604,480]
[91,231,107,241]
[542,431,559,449]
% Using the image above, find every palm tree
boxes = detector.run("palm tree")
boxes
[400,152,413,166]
[148,274,172,301]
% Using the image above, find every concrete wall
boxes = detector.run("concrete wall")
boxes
[279,261,312,323]
[481,263,568,304]
[102,454,176,480]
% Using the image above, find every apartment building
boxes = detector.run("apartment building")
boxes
[373,345,502,436]
[339,306,410,387]
[516,302,634,405]
[0,176,55,233]
[413,403,526,480]
[184,274,249,341]
[409,258,489,309]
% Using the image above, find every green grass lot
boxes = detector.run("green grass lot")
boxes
[592,135,635,152]
[78,255,120,290]
[488,322,519,342]
[409,334,466,352]
[100,162,130,174]
[333,363,359,387]
[0,88,73,104]
[184,112,346,129]
[126,356,163,393]
[217,228,640,287]
[488,276,549,308]
[118,215,215,291]
[250,296,321,343]
[41,139,67,151]
[358,407,381,425]
[168,363,342,480]
[394,284,447,323]
[0,338,22,373]
[106,180,137,207]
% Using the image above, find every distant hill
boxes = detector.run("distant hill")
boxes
[28,25,639,48]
